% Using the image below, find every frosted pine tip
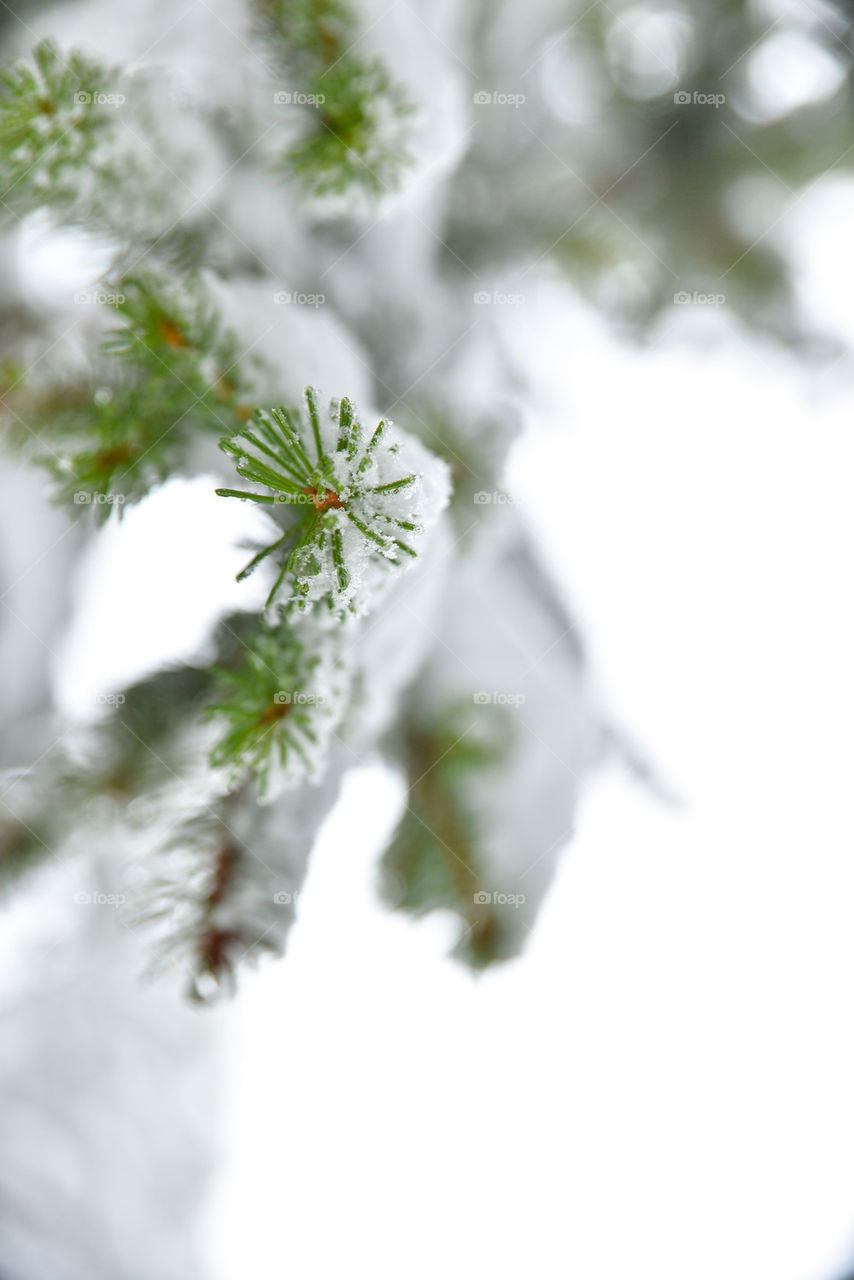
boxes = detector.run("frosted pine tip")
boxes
[302,485,344,512]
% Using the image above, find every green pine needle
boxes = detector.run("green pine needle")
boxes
[258,0,414,196]
[217,388,424,615]
[0,41,118,218]
[4,272,258,513]
[208,621,346,796]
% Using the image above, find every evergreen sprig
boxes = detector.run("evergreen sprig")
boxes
[380,701,517,969]
[104,273,243,379]
[0,40,118,218]
[217,387,427,615]
[258,0,413,195]
[0,40,211,247]
[161,818,251,1003]
[5,272,256,513]
[131,802,277,1002]
[208,620,348,797]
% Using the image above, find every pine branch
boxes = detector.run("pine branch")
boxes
[379,699,520,969]
[257,0,414,195]
[132,805,281,1003]
[128,755,349,1001]
[3,271,260,513]
[0,40,119,215]
[217,387,448,617]
[0,656,219,895]
[208,618,350,798]
[0,41,199,242]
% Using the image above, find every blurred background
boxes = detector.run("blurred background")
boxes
[2,1,854,1278]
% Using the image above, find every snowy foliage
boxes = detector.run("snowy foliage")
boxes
[0,41,210,242]
[0,0,604,1004]
[259,0,415,196]
[0,5,618,1272]
[208,618,351,796]
[217,387,450,617]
